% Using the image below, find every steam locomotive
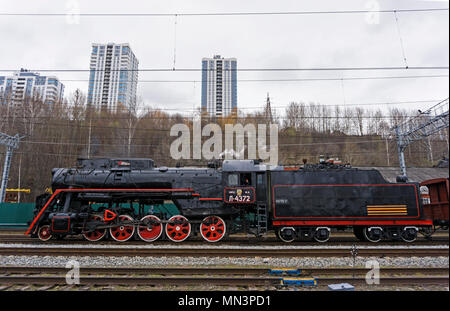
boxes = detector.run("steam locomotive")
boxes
[26,158,433,243]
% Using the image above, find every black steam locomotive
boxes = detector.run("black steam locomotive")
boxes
[26,158,432,243]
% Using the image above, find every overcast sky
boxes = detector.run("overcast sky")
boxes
[0,0,448,117]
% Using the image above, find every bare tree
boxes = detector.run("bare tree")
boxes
[353,107,364,136]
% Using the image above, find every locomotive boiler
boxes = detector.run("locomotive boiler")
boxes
[26,158,433,243]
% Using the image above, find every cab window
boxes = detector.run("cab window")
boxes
[240,173,252,186]
[228,174,239,186]
[257,174,263,185]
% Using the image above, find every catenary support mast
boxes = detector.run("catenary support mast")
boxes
[393,98,449,180]
[0,132,23,203]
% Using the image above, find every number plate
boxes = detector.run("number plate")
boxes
[224,188,255,203]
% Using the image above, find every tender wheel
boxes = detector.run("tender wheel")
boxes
[109,215,135,242]
[401,227,418,243]
[200,216,226,242]
[38,225,52,242]
[165,215,191,242]
[313,227,330,243]
[363,227,383,243]
[83,215,106,242]
[277,227,295,243]
[137,215,163,242]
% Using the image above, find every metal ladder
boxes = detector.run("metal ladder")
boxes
[256,204,268,236]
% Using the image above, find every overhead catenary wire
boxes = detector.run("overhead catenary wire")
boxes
[1,149,437,161]
[18,138,403,148]
[2,133,416,144]
[43,74,449,84]
[2,114,446,135]
[393,11,409,68]
[0,99,444,114]
[1,110,444,121]
[0,66,448,73]
[0,8,447,17]
[173,14,178,70]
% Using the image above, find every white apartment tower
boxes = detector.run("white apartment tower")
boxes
[201,55,237,117]
[87,43,139,112]
[0,69,64,105]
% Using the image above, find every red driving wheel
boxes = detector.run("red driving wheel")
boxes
[200,216,226,242]
[38,225,52,242]
[137,215,163,242]
[165,215,191,242]
[109,215,135,242]
[83,215,106,242]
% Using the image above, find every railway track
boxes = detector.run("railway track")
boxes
[0,266,448,289]
[0,246,448,257]
[0,234,448,246]
[0,266,448,275]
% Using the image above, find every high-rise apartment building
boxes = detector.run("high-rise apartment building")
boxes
[0,69,64,105]
[201,55,237,117]
[87,43,139,112]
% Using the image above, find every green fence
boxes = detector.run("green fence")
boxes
[0,203,35,228]
[0,202,181,229]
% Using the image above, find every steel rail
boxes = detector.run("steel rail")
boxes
[0,275,447,286]
[0,246,448,257]
[0,266,448,276]
[0,233,448,245]
[0,237,447,246]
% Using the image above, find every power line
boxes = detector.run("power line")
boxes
[2,114,446,134]
[0,132,389,141]
[0,66,448,73]
[394,10,409,68]
[1,99,443,114]
[2,149,439,160]
[6,133,409,144]
[52,74,449,84]
[19,132,449,146]
[0,8,447,17]
[18,138,394,148]
[1,110,441,121]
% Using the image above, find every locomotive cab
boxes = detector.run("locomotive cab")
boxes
[222,160,273,236]
[222,160,271,205]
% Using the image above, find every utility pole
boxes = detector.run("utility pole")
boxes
[385,136,390,166]
[87,118,92,158]
[18,154,22,203]
[264,93,273,124]
[0,132,23,203]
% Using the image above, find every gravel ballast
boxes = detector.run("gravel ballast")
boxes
[0,254,448,268]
